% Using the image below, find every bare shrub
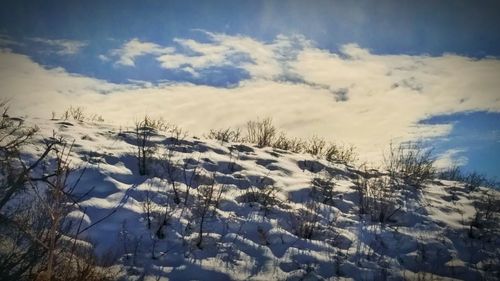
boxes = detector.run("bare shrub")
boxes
[135,116,158,176]
[39,239,119,281]
[290,201,321,239]
[39,140,76,280]
[272,132,305,153]
[468,190,500,240]
[463,172,488,190]
[61,106,86,122]
[241,177,281,213]
[57,107,104,123]
[168,124,188,145]
[61,108,70,121]
[438,166,497,190]
[385,142,435,188]
[0,103,41,210]
[324,143,358,165]
[1,127,118,280]
[305,135,326,157]
[139,117,170,131]
[356,176,400,223]
[158,149,181,204]
[138,181,174,240]
[438,166,463,181]
[119,222,142,267]
[245,117,276,147]
[354,165,371,215]
[0,102,53,279]
[36,138,119,281]
[0,101,119,280]
[154,202,173,240]
[310,171,336,205]
[88,114,105,123]
[194,174,225,248]
[462,171,497,191]
[0,197,50,280]
[181,155,201,206]
[141,188,161,230]
[207,128,242,145]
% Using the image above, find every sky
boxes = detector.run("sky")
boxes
[0,0,499,179]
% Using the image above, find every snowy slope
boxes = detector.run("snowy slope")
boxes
[22,117,500,280]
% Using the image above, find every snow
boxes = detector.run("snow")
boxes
[18,117,500,280]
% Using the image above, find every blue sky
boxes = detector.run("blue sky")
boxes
[0,0,499,179]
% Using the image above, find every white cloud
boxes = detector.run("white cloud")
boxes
[434,149,469,169]
[0,34,22,47]
[30,37,87,55]
[109,38,174,67]
[98,54,110,62]
[2,33,500,166]
[157,32,310,78]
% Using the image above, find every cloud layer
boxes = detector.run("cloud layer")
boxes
[2,33,500,165]
[30,37,87,55]
[108,38,174,66]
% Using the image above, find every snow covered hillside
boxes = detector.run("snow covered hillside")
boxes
[2,115,500,281]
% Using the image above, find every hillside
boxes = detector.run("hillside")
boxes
[1,116,499,281]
